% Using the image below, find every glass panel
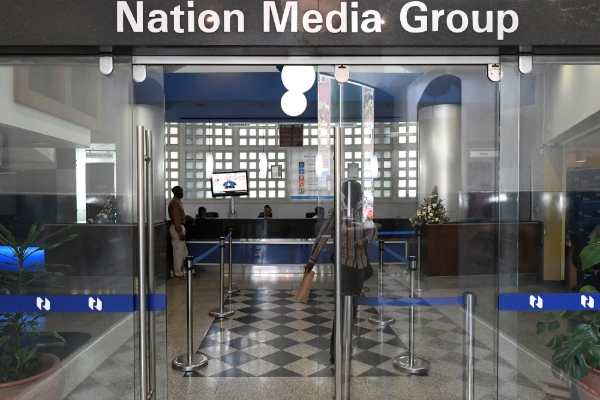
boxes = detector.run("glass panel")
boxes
[323,65,501,399]
[0,57,155,399]
[497,56,600,399]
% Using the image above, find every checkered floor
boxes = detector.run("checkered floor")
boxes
[188,268,545,398]
[188,287,408,378]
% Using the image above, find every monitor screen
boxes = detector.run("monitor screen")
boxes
[211,171,249,197]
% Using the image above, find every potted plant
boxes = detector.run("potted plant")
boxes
[0,223,78,399]
[538,238,600,399]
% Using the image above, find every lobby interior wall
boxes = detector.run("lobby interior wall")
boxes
[404,66,498,222]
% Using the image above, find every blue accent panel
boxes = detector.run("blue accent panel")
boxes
[0,246,44,272]
[357,297,462,307]
[0,295,134,312]
[498,293,600,311]
[0,294,166,312]
[148,294,166,311]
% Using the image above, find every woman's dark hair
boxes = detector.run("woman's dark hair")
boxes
[198,206,206,214]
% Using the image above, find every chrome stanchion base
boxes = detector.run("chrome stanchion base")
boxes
[172,354,208,372]
[209,307,235,318]
[368,315,395,326]
[393,355,430,374]
[361,286,370,293]
[227,286,240,294]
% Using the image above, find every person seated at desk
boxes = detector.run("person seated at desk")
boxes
[312,206,325,219]
[196,206,206,219]
[258,205,273,218]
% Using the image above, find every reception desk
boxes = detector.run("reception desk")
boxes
[184,218,414,266]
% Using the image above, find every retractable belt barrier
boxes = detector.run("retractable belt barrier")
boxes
[368,240,409,265]
[192,231,232,264]
[377,230,416,236]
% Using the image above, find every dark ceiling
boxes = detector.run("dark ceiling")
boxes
[134,70,425,123]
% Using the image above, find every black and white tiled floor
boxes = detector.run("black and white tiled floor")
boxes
[64,268,549,399]
[188,288,408,378]
[188,268,546,399]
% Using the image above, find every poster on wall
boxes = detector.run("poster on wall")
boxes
[289,151,332,200]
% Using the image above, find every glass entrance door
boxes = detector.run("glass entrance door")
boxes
[319,64,505,399]
[0,57,167,399]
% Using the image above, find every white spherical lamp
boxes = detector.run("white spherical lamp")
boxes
[281,91,307,117]
[281,66,316,93]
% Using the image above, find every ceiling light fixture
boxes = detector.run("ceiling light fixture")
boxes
[280,66,315,117]
[281,91,307,117]
[576,150,587,163]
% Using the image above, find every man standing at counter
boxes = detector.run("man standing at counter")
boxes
[168,186,195,279]
[303,180,377,361]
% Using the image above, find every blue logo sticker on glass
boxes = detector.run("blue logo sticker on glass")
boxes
[299,168,305,174]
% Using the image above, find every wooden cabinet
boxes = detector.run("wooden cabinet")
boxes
[420,222,543,278]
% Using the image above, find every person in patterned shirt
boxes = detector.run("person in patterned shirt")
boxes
[304,180,377,360]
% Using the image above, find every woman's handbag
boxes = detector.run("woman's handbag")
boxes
[295,271,315,303]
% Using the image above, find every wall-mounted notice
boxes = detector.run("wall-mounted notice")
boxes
[289,151,324,200]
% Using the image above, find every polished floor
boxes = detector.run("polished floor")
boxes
[55,264,572,399]
[165,266,550,400]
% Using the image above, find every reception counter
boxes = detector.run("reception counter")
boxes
[183,218,415,266]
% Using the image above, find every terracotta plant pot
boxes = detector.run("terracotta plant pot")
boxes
[577,368,600,400]
[0,353,64,400]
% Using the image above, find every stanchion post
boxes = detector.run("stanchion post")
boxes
[227,229,240,294]
[463,292,476,400]
[209,237,235,318]
[368,240,395,326]
[415,229,427,291]
[394,256,430,374]
[341,294,353,400]
[172,256,208,372]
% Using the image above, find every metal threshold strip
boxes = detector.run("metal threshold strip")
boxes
[132,55,499,65]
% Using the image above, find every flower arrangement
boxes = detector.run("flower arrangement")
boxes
[410,186,450,227]
[87,196,119,224]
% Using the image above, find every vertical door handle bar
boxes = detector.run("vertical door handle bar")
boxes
[136,126,149,400]
[145,129,156,396]
[334,125,343,399]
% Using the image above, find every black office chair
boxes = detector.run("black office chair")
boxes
[306,212,316,218]
[206,212,219,218]
[569,233,600,291]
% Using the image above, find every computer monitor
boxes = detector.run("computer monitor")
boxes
[210,170,249,197]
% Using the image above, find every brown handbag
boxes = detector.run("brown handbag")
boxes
[295,271,315,303]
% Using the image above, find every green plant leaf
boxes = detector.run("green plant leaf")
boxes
[548,320,561,331]
[581,285,600,293]
[544,313,557,322]
[537,322,547,334]
[560,310,581,319]
[590,238,600,243]
[581,244,600,270]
